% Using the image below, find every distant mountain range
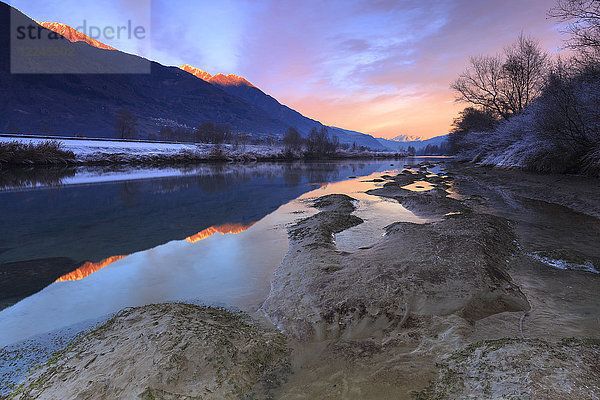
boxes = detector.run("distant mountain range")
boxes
[375,134,449,152]
[178,64,392,149]
[392,134,423,142]
[0,2,392,150]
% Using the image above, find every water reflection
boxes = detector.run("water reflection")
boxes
[1,164,425,345]
[0,209,292,346]
[402,180,435,192]
[294,172,429,252]
[55,255,128,282]
[53,223,258,283]
[0,167,77,190]
[185,223,256,243]
[0,160,415,342]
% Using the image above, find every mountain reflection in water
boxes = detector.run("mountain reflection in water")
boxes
[0,160,410,343]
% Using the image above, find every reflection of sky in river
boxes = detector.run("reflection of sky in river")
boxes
[0,201,295,346]
[0,158,440,346]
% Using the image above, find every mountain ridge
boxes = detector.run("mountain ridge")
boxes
[179,64,212,81]
[178,63,386,149]
[1,5,387,150]
[36,22,117,51]
[376,134,448,152]
[0,4,303,139]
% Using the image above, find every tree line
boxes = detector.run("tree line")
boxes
[448,0,600,175]
[403,142,450,156]
[114,113,351,155]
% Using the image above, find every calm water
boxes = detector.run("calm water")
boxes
[0,159,422,346]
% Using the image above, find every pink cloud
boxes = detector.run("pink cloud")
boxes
[233,0,564,139]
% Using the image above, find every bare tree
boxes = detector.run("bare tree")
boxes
[114,108,138,140]
[283,127,303,152]
[193,122,230,144]
[452,55,507,117]
[503,35,549,111]
[306,127,337,155]
[452,34,549,119]
[549,0,600,50]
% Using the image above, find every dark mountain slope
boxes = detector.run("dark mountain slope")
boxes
[1,3,388,149]
[0,3,289,138]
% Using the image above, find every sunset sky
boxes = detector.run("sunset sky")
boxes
[11,0,566,139]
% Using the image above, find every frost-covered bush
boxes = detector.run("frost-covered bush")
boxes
[457,109,541,168]
[530,62,600,174]
[535,63,600,150]
[458,60,600,176]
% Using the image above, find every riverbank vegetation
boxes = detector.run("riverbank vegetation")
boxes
[1,111,412,166]
[0,140,76,166]
[449,0,600,176]
[0,136,405,167]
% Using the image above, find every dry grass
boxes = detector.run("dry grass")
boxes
[0,141,76,166]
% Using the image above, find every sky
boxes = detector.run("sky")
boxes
[10,0,566,139]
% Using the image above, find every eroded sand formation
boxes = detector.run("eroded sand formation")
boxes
[261,193,530,341]
[414,338,600,399]
[263,163,599,398]
[9,304,290,399]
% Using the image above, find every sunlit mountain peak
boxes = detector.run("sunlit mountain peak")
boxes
[208,73,255,88]
[180,64,213,81]
[36,21,117,51]
[180,64,256,88]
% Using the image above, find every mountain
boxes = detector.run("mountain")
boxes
[179,64,385,149]
[376,134,449,152]
[0,4,293,138]
[0,3,385,149]
[208,73,256,88]
[179,66,256,88]
[179,64,212,82]
[36,22,116,51]
[392,134,423,142]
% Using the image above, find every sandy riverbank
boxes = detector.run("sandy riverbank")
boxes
[450,163,600,219]
[8,304,290,399]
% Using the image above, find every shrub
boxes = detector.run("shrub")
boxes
[0,140,76,165]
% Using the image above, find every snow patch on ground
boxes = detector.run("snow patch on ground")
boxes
[529,253,599,274]
[0,135,289,159]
